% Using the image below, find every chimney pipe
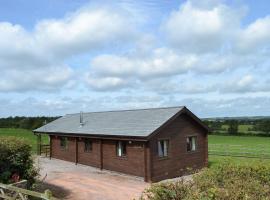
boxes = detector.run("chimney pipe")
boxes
[80,111,84,126]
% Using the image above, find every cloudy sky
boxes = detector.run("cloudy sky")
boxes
[0,0,269,117]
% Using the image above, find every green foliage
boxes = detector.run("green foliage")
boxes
[141,161,270,200]
[0,137,39,186]
[0,128,49,153]
[253,120,270,134]
[227,120,238,135]
[0,116,59,130]
[203,118,270,136]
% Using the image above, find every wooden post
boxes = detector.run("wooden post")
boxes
[36,134,41,155]
[143,143,147,182]
[75,137,78,165]
[100,139,103,170]
[49,135,52,160]
[205,134,208,167]
[144,142,152,182]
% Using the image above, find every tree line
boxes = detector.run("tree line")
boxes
[0,116,59,130]
[0,116,269,135]
[203,119,270,136]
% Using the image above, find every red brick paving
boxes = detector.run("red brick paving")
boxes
[37,157,149,200]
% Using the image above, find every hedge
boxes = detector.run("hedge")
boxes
[0,137,38,186]
[140,161,270,200]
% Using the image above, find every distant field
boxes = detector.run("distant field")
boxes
[0,128,48,152]
[217,124,262,135]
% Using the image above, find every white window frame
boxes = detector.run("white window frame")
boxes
[158,140,169,157]
[116,141,127,157]
[187,136,197,152]
[60,137,68,150]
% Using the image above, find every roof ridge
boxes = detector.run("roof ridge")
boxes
[66,106,184,116]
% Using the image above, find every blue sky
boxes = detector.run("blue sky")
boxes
[0,0,269,118]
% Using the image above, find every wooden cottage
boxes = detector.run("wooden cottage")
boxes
[33,106,209,182]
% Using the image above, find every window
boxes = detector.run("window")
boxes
[116,141,127,157]
[158,140,169,157]
[84,139,92,152]
[187,136,197,152]
[60,137,68,149]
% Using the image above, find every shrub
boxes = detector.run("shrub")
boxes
[0,137,39,186]
[140,161,270,200]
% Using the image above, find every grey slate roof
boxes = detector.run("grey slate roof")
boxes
[34,106,185,137]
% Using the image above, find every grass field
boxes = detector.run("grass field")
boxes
[208,135,270,165]
[0,128,48,152]
[1,128,270,165]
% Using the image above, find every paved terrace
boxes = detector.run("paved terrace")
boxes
[35,157,149,200]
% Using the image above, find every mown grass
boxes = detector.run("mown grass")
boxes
[208,135,270,165]
[0,128,48,153]
[209,134,270,148]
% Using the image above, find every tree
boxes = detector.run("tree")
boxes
[255,120,270,135]
[227,120,238,135]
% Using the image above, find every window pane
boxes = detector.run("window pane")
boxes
[158,141,163,157]
[187,136,197,152]
[116,141,127,157]
[117,141,122,156]
[122,142,127,156]
[84,139,92,152]
[60,137,67,149]
[158,140,169,157]
[191,137,196,151]
[164,140,168,156]
[187,137,191,151]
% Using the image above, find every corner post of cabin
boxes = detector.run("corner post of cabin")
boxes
[36,133,41,155]
[75,137,78,165]
[205,134,208,167]
[49,135,52,160]
[100,139,103,170]
[144,141,152,182]
[143,142,147,182]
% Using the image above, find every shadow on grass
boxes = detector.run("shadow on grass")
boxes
[34,181,71,199]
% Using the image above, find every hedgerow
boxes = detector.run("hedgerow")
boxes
[141,161,270,200]
[0,137,39,186]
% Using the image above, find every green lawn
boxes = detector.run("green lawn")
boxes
[208,135,270,165]
[0,128,48,153]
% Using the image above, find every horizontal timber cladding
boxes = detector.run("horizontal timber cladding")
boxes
[149,113,208,182]
[49,135,146,178]
[51,135,76,162]
[77,138,101,168]
[102,140,145,177]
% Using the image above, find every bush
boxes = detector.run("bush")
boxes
[140,161,270,200]
[0,137,39,186]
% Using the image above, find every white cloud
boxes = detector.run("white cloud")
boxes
[162,1,243,52]
[85,76,128,91]
[1,94,270,118]
[34,7,137,58]
[0,6,137,92]
[0,65,73,92]
[236,16,270,53]
[90,48,197,78]
[218,74,270,94]
[0,0,270,118]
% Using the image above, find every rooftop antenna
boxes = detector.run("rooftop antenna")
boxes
[80,111,84,127]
